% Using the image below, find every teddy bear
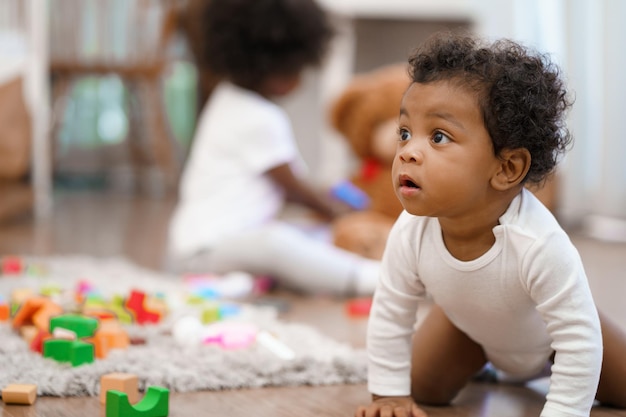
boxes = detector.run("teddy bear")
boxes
[329,64,411,260]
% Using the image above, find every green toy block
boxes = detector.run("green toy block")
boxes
[49,314,99,338]
[70,340,95,366]
[106,386,169,417]
[43,339,95,366]
[43,339,72,362]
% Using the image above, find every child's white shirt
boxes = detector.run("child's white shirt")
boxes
[168,81,303,258]
[367,188,602,417]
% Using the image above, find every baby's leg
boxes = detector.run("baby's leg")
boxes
[596,310,626,408]
[410,304,487,406]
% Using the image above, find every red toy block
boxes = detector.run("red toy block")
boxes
[125,290,161,324]
[346,298,373,317]
[29,329,52,353]
[1,256,23,275]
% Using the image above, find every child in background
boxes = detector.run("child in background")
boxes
[357,32,626,417]
[166,0,379,296]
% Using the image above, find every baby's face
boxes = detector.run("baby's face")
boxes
[392,80,500,220]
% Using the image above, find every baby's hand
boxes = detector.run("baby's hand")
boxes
[354,395,427,417]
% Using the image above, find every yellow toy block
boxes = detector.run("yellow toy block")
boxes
[100,373,139,404]
[1,384,37,405]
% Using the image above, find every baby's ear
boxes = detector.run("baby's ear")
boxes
[490,148,531,191]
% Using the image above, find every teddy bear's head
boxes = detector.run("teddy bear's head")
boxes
[330,64,411,166]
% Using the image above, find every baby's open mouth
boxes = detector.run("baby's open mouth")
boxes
[400,177,420,188]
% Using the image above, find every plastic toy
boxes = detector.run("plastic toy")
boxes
[256,330,295,360]
[202,322,257,350]
[1,256,23,275]
[346,298,373,317]
[330,180,371,210]
[0,300,8,321]
[106,386,169,417]
[125,290,161,324]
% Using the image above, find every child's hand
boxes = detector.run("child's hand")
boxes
[354,395,427,417]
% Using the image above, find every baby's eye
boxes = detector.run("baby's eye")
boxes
[398,128,411,141]
[432,131,451,144]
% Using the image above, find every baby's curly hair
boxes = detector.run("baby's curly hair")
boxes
[408,32,574,184]
[200,0,332,91]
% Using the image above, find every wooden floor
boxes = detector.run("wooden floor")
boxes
[1,189,625,417]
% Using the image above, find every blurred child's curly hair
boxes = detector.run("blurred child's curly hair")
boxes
[201,0,332,91]
[408,32,573,184]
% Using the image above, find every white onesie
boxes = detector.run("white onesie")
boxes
[367,188,602,417]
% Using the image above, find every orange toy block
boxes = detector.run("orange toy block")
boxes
[0,302,9,321]
[89,320,130,359]
[1,384,37,405]
[100,373,138,404]
[32,301,63,331]
[11,297,47,329]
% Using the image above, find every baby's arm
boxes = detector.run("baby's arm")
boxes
[525,232,603,416]
[266,163,349,219]
[360,215,428,416]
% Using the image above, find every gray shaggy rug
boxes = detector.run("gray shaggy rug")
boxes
[0,256,367,397]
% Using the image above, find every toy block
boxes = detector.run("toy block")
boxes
[84,309,117,321]
[39,284,62,297]
[201,303,220,324]
[52,327,77,340]
[19,325,39,344]
[144,295,168,318]
[32,300,63,331]
[25,263,45,276]
[89,320,130,359]
[106,386,169,417]
[125,290,161,324]
[1,256,23,275]
[29,329,52,353]
[1,383,37,405]
[345,298,373,317]
[100,373,138,404]
[105,295,134,324]
[0,302,9,321]
[11,296,47,329]
[10,288,34,304]
[49,314,99,338]
[330,180,371,210]
[43,339,95,366]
